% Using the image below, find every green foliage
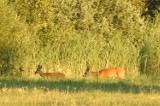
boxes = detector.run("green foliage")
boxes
[0,0,33,76]
[142,0,160,21]
[139,35,160,76]
[139,15,160,76]
[0,0,160,77]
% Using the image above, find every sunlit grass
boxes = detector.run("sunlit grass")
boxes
[1,89,160,106]
[0,76,160,106]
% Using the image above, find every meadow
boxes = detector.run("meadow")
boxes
[0,0,160,105]
[0,76,160,106]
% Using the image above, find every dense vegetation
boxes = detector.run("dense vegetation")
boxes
[0,0,160,77]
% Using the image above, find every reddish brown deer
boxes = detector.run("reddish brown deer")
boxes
[35,65,65,78]
[83,65,125,79]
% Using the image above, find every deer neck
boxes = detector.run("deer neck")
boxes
[91,71,99,77]
[38,71,45,77]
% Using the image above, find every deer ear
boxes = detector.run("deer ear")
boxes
[86,61,90,71]
[86,65,90,72]
[40,65,42,68]
[37,65,42,68]
[86,61,89,66]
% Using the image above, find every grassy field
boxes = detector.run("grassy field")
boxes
[0,76,160,106]
[0,1,160,105]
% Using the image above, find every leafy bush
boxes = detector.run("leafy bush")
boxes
[0,0,160,77]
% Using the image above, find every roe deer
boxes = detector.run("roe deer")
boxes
[83,65,125,79]
[35,65,65,78]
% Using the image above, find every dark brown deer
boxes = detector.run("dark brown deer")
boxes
[35,65,65,78]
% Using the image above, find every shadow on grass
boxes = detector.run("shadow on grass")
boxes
[0,77,160,94]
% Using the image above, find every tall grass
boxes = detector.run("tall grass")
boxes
[0,0,160,77]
